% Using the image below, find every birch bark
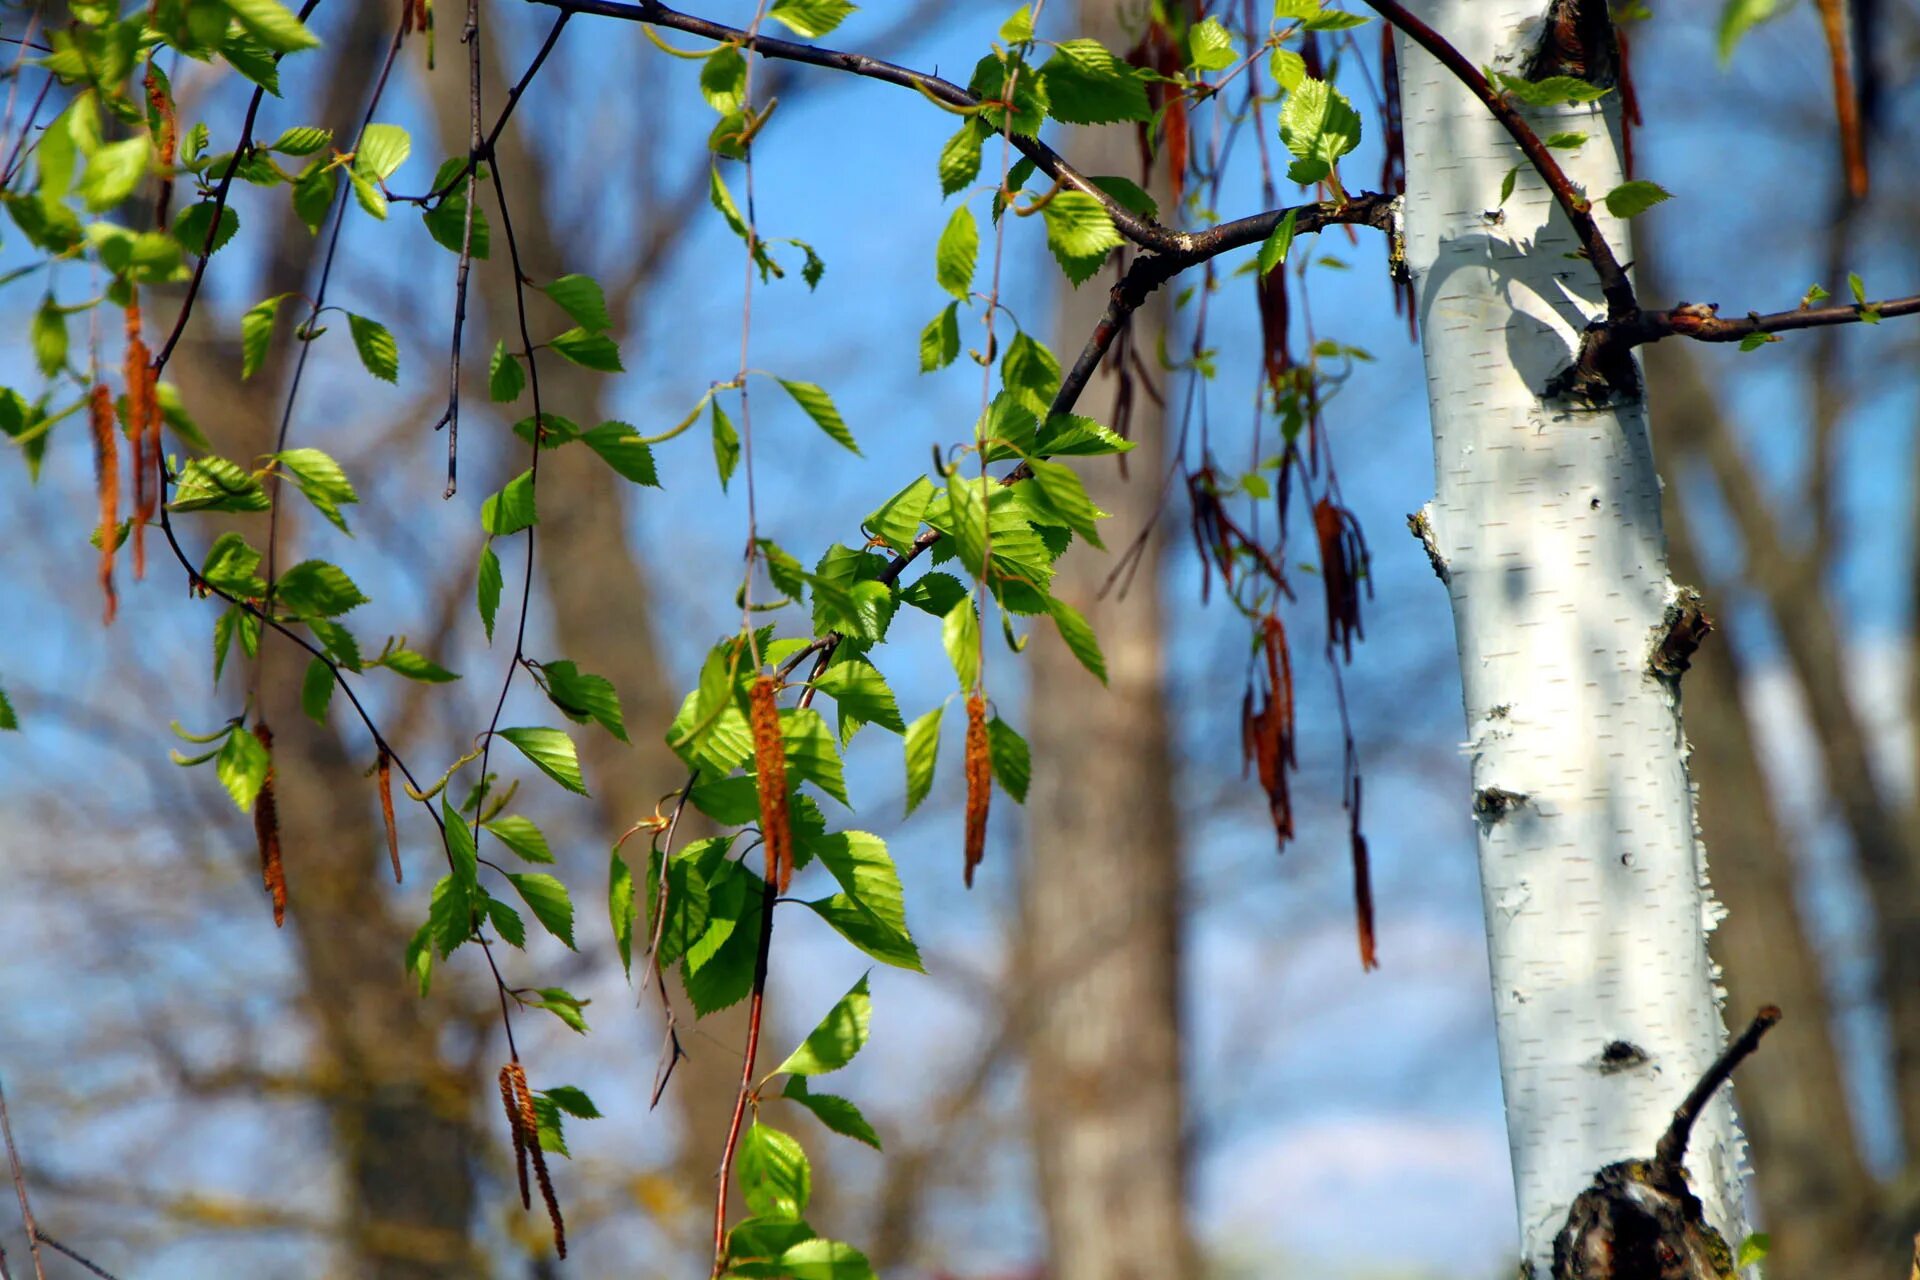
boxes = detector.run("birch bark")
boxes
[1392,5,1751,1270]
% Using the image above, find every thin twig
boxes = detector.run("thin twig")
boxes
[0,1080,46,1280]
[36,1236,119,1280]
[1654,1005,1781,1176]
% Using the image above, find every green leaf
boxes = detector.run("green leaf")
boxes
[1188,16,1236,71]
[543,1084,600,1119]
[216,725,270,811]
[1848,271,1867,305]
[31,296,66,377]
[778,1239,875,1280]
[79,136,149,211]
[782,1078,880,1149]
[540,658,628,743]
[580,422,659,487]
[381,648,459,682]
[738,1123,811,1219]
[1049,596,1107,683]
[1303,8,1369,29]
[903,704,941,814]
[919,302,961,372]
[935,204,978,301]
[428,873,475,956]
[775,974,872,1076]
[507,872,576,948]
[269,125,331,156]
[766,0,855,39]
[778,379,858,454]
[477,544,502,642]
[804,830,920,970]
[172,456,270,513]
[1735,1232,1771,1269]
[1002,331,1061,416]
[405,920,434,994]
[999,4,1034,42]
[498,726,588,796]
[227,0,321,51]
[711,397,740,489]
[540,274,611,333]
[172,200,241,256]
[346,312,398,382]
[938,121,983,197]
[487,340,524,403]
[1543,130,1588,149]
[1257,209,1297,278]
[1493,72,1609,106]
[1499,165,1520,207]
[1602,179,1672,219]
[1041,191,1122,286]
[782,706,850,807]
[291,161,337,234]
[810,659,905,738]
[645,840,716,970]
[701,44,748,113]
[867,476,934,555]
[986,716,1030,802]
[0,685,17,731]
[1717,0,1783,62]
[1022,459,1108,549]
[684,864,764,1014]
[1034,412,1133,457]
[1089,174,1157,220]
[348,170,387,220]
[240,293,295,380]
[1737,332,1776,352]
[1279,77,1362,185]
[969,51,1049,135]
[486,814,552,863]
[610,850,637,976]
[942,597,980,689]
[482,470,536,536]
[300,657,334,723]
[353,123,410,181]
[486,895,526,947]
[276,560,368,618]
[550,327,623,372]
[1040,39,1151,124]
[528,987,589,1036]
[273,447,358,533]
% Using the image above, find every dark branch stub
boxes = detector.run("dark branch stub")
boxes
[1552,1007,1782,1280]
[1522,0,1619,88]
[1649,587,1712,681]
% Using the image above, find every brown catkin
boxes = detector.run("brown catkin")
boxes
[498,1064,530,1210]
[507,1061,566,1258]
[377,747,401,884]
[122,298,157,580]
[252,722,285,927]
[88,384,118,625]
[747,675,792,893]
[963,692,990,888]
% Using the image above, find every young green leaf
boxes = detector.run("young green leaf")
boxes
[935,204,978,301]
[782,1078,881,1149]
[738,1123,811,1220]
[986,715,1030,802]
[227,0,321,52]
[938,121,983,197]
[903,703,942,814]
[580,422,659,487]
[804,830,920,971]
[507,872,576,948]
[498,726,588,795]
[1257,209,1297,278]
[766,0,854,39]
[1049,596,1107,683]
[810,658,905,736]
[1279,77,1362,185]
[482,470,537,536]
[477,543,502,641]
[1041,191,1122,286]
[919,302,961,372]
[346,312,399,382]
[782,706,850,807]
[540,274,611,333]
[866,475,934,555]
[301,657,334,723]
[486,814,553,863]
[240,293,295,380]
[539,658,628,743]
[777,379,858,453]
[550,327,623,372]
[1187,16,1236,71]
[711,397,740,489]
[1602,179,1672,219]
[775,974,872,1076]
[216,726,270,811]
[353,123,410,181]
[489,341,524,402]
[1493,72,1609,107]
[273,448,358,533]
[381,648,459,683]
[942,597,980,689]
[1040,39,1150,124]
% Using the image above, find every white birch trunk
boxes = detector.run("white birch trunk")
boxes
[1392,5,1751,1271]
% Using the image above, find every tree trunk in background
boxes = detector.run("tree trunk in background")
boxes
[1645,334,1893,1280]
[1394,4,1748,1268]
[156,5,488,1273]
[1019,2,1195,1277]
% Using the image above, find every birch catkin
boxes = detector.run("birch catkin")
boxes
[122,298,158,580]
[498,1063,530,1209]
[963,692,990,887]
[377,747,401,883]
[748,675,792,893]
[251,722,285,927]
[87,384,118,625]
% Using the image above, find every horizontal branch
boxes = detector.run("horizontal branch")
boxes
[533,0,1214,257]
[1628,292,1920,344]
